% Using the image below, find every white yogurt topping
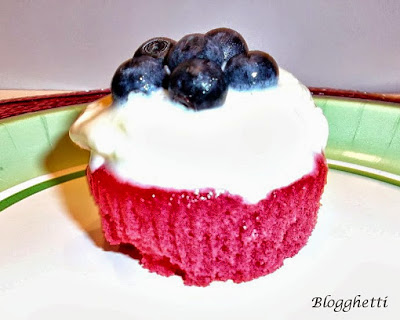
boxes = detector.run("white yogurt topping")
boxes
[70,69,328,203]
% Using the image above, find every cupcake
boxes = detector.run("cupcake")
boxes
[69,28,329,286]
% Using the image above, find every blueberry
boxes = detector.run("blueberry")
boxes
[134,37,176,62]
[111,56,167,101]
[206,28,248,62]
[167,33,224,72]
[168,58,228,110]
[224,51,279,90]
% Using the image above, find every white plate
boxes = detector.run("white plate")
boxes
[1,169,399,320]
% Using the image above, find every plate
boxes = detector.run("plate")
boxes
[1,94,400,319]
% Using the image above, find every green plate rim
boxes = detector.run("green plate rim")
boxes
[1,95,400,211]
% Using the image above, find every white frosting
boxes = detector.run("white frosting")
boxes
[69,69,328,203]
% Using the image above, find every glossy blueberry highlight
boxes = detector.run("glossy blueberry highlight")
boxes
[206,28,248,62]
[167,33,224,72]
[111,56,167,101]
[134,37,176,62]
[168,58,228,111]
[224,51,279,90]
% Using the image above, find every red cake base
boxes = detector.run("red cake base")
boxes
[87,154,328,286]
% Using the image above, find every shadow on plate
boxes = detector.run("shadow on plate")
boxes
[44,132,89,173]
[44,132,142,261]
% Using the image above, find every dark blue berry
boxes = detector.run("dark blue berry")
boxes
[168,58,228,110]
[167,33,224,72]
[224,51,279,90]
[134,37,176,62]
[111,56,167,101]
[206,28,248,62]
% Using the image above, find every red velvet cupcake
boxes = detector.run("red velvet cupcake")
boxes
[70,28,329,286]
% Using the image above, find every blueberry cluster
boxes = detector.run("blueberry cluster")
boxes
[111,28,279,110]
